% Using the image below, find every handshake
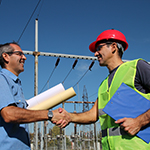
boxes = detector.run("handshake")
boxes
[51,108,71,128]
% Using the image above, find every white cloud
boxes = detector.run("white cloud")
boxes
[76,61,89,73]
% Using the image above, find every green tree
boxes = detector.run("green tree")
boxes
[66,136,71,147]
[48,125,71,148]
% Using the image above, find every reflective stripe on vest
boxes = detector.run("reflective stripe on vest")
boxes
[98,108,106,116]
[102,126,127,137]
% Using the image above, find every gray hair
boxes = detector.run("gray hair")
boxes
[116,43,124,58]
[0,42,19,67]
[117,43,124,53]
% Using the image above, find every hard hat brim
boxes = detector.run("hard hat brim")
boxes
[89,39,128,53]
[89,41,98,53]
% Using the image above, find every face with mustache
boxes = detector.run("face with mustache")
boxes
[94,43,113,67]
[3,44,27,76]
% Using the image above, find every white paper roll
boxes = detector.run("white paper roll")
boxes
[26,83,65,109]
[28,87,76,110]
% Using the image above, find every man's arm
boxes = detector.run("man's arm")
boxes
[0,105,65,124]
[53,99,98,128]
[115,60,150,135]
[115,109,150,135]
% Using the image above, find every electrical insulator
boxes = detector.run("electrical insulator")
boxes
[72,59,78,69]
[89,61,95,71]
[55,57,60,67]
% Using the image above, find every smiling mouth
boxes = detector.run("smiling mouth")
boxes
[19,60,25,66]
[97,53,102,59]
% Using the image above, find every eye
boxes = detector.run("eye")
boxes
[16,52,24,56]
[96,45,104,51]
[16,52,20,55]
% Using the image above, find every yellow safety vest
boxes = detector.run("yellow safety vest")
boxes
[98,59,150,150]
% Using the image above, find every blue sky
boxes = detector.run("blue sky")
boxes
[1,0,150,134]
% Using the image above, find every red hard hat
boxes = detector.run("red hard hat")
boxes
[89,29,128,53]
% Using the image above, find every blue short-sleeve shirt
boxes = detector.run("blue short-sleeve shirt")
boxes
[0,69,30,150]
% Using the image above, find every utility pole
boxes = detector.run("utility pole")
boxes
[74,102,77,150]
[33,18,39,150]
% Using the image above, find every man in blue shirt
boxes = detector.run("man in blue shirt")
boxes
[0,42,67,150]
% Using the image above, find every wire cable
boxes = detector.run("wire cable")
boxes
[88,92,97,98]
[62,59,78,84]
[62,69,72,85]
[73,69,89,88]
[17,0,42,43]
[39,57,60,93]
[73,61,95,88]
[37,0,45,19]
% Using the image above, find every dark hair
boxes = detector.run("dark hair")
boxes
[0,42,20,67]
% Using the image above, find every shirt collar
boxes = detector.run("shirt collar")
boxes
[1,69,19,82]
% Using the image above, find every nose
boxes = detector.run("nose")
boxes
[22,54,27,60]
[94,51,99,57]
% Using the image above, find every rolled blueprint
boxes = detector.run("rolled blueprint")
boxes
[28,87,76,110]
[26,83,65,109]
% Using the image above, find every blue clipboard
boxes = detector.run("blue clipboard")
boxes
[103,83,150,143]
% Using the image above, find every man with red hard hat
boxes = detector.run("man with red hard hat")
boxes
[54,29,150,149]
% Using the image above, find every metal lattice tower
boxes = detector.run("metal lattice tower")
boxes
[82,85,89,112]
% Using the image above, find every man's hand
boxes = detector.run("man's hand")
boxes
[115,117,142,136]
[51,108,71,128]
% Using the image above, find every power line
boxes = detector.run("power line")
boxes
[24,50,143,98]
[39,57,60,93]
[73,69,89,88]
[89,92,97,98]
[62,59,78,84]
[17,0,42,43]
[37,0,45,19]
[73,61,95,87]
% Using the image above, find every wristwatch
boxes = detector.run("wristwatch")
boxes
[48,110,53,121]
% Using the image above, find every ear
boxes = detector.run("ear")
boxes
[111,42,118,54]
[2,53,10,63]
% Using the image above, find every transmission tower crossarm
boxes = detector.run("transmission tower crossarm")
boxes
[23,50,98,60]
[23,50,149,63]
